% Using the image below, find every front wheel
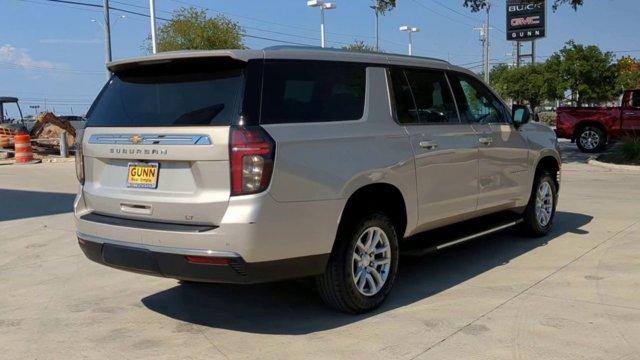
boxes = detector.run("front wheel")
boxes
[576,126,606,153]
[521,171,558,237]
[316,212,399,314]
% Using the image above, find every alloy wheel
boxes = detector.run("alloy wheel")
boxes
[579,130,600,150]
[535,181,554,227]
[351,227,392,296]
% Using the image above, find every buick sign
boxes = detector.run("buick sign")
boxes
[506,0,546,41]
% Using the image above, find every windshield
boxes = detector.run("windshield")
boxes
[86,59,244,127]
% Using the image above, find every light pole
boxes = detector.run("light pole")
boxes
[399,26,419,56]
[149,0,158,53]
[92,15,125,79]
[307,0,336,48]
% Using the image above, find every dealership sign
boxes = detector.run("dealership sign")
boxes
[506,0,546,41]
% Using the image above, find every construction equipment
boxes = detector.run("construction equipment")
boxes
[31,112,77,141]
[0,97,27,133]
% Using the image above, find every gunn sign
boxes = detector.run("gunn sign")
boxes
[506,0,546,41]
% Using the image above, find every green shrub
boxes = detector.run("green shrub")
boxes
[604,136,640,165]
[537,111,557,126]
[617,136,640,161]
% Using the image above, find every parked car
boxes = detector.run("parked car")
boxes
[556,89,640,152]
[75,48,561,313]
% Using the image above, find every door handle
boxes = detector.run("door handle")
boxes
[479,137,493,146]
[419,140,438,150]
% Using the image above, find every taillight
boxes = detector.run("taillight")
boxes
[229,126,275,196]
[75,130,85,185]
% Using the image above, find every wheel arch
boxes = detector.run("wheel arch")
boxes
[573,120,608,141]
[534,155,561,191]
[336,183,408,245]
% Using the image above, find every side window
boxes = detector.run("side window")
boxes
[632,91,640,108]
[404,69,459,124]
[451,73,508,124]
[260,61,366,124]
[389,69,419,124]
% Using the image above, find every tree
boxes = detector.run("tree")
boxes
[370,0,397,50]
[490,63,563,112]
[546,41,618,106]
[464,0,584,12]
[147,7,245,53]
[616,56,640,91]
[371,0,396,14]
[342,40,379,53]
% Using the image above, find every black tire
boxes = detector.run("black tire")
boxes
[576,126,606,153]
[521,170,558,237]
[316,212,399,314]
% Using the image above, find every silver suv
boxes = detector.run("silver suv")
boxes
[75,47,560,313]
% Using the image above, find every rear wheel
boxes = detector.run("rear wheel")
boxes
[316,212,399,314]
[521,171,558,237]
[576,126,606,153]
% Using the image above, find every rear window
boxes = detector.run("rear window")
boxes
[86,59,244,127]
[260,61,366,124]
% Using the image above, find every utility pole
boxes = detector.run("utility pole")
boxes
[103,0,112,79]
[370,4,380,51]
[149,0,158,54]
[474,26,486,75]
[484,0,491,83]
[531,40,536,64]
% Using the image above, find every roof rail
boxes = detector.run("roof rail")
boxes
[263,45,449,64]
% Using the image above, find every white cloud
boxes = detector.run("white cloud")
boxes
[0,44,56,70]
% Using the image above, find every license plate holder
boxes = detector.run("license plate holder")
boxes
[126,162,159,189]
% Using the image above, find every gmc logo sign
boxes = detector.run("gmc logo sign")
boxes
[511,16,541,26]
[506,0,546,41]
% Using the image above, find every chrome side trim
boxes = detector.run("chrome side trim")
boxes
[77,232,241,258]
[435,220,522,250]
[88,134,212,145]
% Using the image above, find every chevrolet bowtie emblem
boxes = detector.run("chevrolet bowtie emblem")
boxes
[129,135,143,144]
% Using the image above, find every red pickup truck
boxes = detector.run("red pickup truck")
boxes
[556,89,640,152]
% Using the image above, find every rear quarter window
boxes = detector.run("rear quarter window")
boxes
[260,61,366,124]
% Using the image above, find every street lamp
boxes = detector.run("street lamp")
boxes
[399,26,420,56]
[307,0,336,48]
[91,15,125,79]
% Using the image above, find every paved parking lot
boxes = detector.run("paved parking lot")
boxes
[1,141,639,360]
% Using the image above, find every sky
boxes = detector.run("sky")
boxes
[0,0,638,117]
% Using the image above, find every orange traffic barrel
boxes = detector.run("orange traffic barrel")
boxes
[14,134,40,164]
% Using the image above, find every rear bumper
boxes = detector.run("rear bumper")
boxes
[78,233,329,284]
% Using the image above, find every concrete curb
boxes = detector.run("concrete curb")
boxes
[588,158,640,171]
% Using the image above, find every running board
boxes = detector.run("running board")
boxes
[401,214,523,257]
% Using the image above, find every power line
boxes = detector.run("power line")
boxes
[409,0,477,28]
[432,0,479,22]
[168,0,403,47]
[35,0,334,47]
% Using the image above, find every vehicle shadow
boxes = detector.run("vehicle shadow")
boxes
[559,141,592,164]
[142,211,592,335]
[0,189,75,221]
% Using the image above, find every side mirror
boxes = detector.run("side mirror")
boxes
[512,105,531,126]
